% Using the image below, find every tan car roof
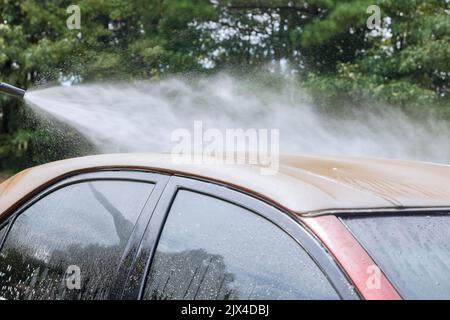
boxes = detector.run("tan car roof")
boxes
[2,153,450,217]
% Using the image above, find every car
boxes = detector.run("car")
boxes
[0,153,449,300]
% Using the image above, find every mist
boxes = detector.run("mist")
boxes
[24,74,450,164]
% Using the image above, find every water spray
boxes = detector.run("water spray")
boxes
[24,76,450,164]
[0,82,26,99]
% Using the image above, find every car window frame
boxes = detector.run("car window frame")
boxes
[0,220,8,250]
[0,169,170,300]
[123,175,359,300]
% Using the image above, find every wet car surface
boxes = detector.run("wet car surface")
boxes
[0,153,449,300]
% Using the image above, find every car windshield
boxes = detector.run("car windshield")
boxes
[342,213,450,299]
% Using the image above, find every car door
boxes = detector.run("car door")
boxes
[122,176,358,300]
[0,170,169,300]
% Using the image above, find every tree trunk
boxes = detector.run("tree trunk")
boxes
[0,105,8,134]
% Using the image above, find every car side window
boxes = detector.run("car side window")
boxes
[0,180,154,300]
[143,190,339,300]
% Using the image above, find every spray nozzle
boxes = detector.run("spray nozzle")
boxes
[0,82,26,99]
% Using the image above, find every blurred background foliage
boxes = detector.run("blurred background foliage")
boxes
[0,0,449,173]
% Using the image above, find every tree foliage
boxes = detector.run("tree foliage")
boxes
[0,0,448,170]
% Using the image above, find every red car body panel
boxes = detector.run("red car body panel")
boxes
[301,215,401,299]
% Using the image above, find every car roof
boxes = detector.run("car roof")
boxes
[2,153,450,217]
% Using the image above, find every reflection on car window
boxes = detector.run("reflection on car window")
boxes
[144,190,339,300]
[344,214,450,299]
[0,224,6,246]
[0,180,154,300]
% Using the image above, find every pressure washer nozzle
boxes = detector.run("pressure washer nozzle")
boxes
[0,82,26,99]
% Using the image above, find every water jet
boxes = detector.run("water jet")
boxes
[23,76,450,164]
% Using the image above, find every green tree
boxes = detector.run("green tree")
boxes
[0,0,448,172]
[305,0,450,113]
[199,1,448,112]
[0,0,216,170]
